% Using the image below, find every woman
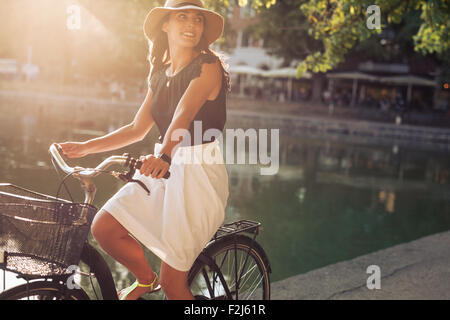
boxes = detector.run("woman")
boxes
[58,0,230,300]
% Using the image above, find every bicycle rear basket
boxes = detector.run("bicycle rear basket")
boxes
[0,184,97,278]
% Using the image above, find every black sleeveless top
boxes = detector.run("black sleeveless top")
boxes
[149,53,227,146]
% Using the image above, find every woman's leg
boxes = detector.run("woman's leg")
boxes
[91,209,157,299]
[160,261,194,300]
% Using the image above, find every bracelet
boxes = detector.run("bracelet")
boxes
[157,153,171,166]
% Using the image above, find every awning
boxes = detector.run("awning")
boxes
[229,65,312,79]
[262,68,312,79]
[228,65,263,76]
[326,72,380,81]
[379,75,438,87]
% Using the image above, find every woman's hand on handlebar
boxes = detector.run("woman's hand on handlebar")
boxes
[57,142,90,159]
[139,154,170,179]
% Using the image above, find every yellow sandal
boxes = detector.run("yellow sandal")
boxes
[119,274,161,300]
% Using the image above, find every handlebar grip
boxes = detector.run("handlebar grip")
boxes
[135,160,142,170]
[134,160,171,179]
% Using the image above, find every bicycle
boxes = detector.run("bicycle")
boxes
[0,143,271,300]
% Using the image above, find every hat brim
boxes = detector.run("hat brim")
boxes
[143,6,224,45]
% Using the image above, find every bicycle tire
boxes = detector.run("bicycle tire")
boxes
[0,281,90,300]
[188,235,271,300]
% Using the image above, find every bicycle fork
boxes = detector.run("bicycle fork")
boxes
[80,242,118,300]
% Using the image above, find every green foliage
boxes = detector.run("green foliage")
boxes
[239,0,277,9]
[248,0,322,70]
[250,0,449,81]
[300,0,449,79]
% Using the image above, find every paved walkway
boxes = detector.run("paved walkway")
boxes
[271,230,450,299]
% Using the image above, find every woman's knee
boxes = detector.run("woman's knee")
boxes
[91,210,127,242]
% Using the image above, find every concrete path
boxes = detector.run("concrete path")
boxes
[271,230,450,300]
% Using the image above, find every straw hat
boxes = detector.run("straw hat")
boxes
[143,0,224,45]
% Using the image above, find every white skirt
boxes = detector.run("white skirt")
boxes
[100,139,229,271]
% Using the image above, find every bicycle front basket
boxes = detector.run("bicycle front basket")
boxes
[0,184,97,278]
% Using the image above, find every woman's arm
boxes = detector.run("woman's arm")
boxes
[59,87,155,158]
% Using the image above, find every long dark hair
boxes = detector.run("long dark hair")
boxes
[146,14,231,93]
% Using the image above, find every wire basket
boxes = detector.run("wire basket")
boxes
[0,184,97,278]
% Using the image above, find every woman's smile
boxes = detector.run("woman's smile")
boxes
[182,31,196,39]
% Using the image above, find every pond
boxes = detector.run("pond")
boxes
[0,107,449,299]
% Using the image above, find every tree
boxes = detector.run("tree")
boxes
[246,0,449,82]
[298,0,449,81]
[247,0,321,66]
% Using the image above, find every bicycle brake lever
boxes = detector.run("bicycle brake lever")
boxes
[130,179,151,195]
[117,169,151,195]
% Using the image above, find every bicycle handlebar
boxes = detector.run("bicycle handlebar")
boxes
[49,143,170,179]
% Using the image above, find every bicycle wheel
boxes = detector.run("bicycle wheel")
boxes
[0,281,90,300]
[188,235,271,300]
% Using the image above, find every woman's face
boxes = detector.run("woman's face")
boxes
[162,10,205,48]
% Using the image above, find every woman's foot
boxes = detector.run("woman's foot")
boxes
[118,273,160,300]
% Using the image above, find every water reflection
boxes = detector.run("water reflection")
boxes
[1,105,450,295]
[224,134,450,281]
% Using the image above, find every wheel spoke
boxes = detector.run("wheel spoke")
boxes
[189,238,270,300]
